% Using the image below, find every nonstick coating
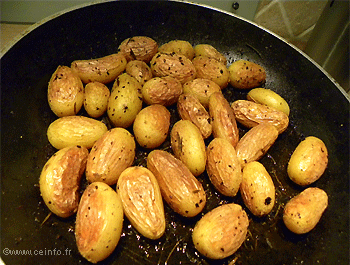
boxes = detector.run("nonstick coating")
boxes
[1,1,349,264]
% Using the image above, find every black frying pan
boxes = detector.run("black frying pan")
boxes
[1,1,349,264]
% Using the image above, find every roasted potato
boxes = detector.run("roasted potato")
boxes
[159,40,195,60]
[84,81,110,118]
[228,60,266,89]
[194,44,227,65]
[125,60,153,85]
[118,36,158,63]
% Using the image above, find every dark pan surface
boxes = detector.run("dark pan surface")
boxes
[1,1,349,264]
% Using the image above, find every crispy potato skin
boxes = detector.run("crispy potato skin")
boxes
[125,60,153,85]
[71,53,127,84]
[287,136,328,186]
[240,161,275,216]
[159,40,195,60]
[48,65,84,117]
[147,150,206,217]
[75,182,124,263]
[194,44,227,65]
[86,128,136,185]
[228,60,266,89]
[40,146,88,218]
[283,187,328,234]
[232,99,289,134]
[117,166,166,239]
[192,203,249,259]
[206,138,242,197]
[47,116,108,149]
[118,36,158,63]
[133,104,170,148]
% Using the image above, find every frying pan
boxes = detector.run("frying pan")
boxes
[1,1,349,264]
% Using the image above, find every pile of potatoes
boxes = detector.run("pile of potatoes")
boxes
[40,36,329,263]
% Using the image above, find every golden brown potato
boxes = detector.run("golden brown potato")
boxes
[150,52,196,84]
[192,203,249,259]
[194,44,227,65]
[117,166,166,239]
[133,104,170,148]
[283,187,328,234]
[39,146,88,218]
[125,60,153,85]
[71,53,127,84]
[159,40,195,60]
[192,56,229,89]
[228,60,266,89]
[85,128,136,185]
[147,150,206,217]
[84,81,110,118]
[287,136,328,186]
[48,65,84,117]
[75,182,124,263]
[118,36,158,63]
[142,76,183,106]
[182,78,222,108]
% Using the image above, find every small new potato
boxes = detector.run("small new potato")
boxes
[125,60,153,85]
[192,56,229,89]
[247,87,290,116]
[84,81,110,118]
[283,187,328,234]
[133,104,170,148]
[171,120,207,176]
[107,73,143,128]
[158,40,195,60]
[182,78,222,108]
[228,60,266,89]
[71,53,127,84]
[206,138,242,197]
[142,76,183,106]
[47,116,108,149]
[117,166,166,239]
[75,182,124,263]
[147,150,206,217]
[39,145,88,218]
[209,92,239,147]
[118,36,158,63]
[86,128,136,185]
[48,65,84,117]
[192,203,249,259]
[177,93,212,139]
[240,161,275,216]
[194,44,227,65]
[287,136,328,186]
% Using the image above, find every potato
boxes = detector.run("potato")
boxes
[39,145,88,218]
[107,73,143,128]
[75,182,124,263]
[170,120,207,176]
[283,187,328,234]
[117,166,166,239]
[236,124,278,167]
[147,150,206,217]
[194,44,227,65]
[48,65,84,117]
[206,138,242,197]
[84,81,110,118]
[177,93,212,139]
[125,60,153,85]
[228,60,266,89]
[231,99,289,134]
[158,40,195,60]
[247,87,290,116]
[240,161,275,216]
[47,116,108,149]
[209,92,239,147]
[150,52,196,84]
[133,104,170,148]
[287,136,328,186]
[118,36,158,63]
[182,78,221,108]
[142,76,183,106]
[192,56,229,89]
[71,53,127,84]
[192,203,249,259]
[86,128,136,185]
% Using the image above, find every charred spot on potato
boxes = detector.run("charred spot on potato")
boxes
[265,197,272,205]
